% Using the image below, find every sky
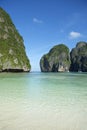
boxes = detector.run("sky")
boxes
[0,0,87,71]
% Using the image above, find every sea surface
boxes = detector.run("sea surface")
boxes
[0,72,87,130]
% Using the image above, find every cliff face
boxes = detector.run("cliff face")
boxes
[0,8,31,72]
[70,41,87,72]
[40,44,71,72]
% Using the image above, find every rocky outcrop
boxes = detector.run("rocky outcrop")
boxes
[0,8,31,72]
[70,41,87,72]
[40,44,71,72]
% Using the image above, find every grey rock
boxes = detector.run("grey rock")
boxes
[40,44,71,72]
[0,7,31,72]
[70,41,87,72]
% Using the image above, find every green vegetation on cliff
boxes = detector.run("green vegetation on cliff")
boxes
[0,7,31,72]
[40,44,71,72]
[70,41,87,72]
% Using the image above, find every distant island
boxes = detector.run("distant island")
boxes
[40,42,87,72]
[0,8,31,72]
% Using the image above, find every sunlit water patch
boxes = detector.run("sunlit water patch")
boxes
[0,72,87,130]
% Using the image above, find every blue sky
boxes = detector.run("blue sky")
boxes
[0,0,87,71]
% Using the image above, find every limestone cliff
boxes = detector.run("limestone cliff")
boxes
[40,44,71,72]
[70,41,87,72]
[0,8,31,72]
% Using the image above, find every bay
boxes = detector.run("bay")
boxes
[0,72,87,130]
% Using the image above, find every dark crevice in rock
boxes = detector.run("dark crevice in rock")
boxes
[2,69,24,72]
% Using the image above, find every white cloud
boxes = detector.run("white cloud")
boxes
[69,31,82,39]
[33,18,43,23]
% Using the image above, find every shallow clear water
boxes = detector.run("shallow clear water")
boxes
[0,72,87,130]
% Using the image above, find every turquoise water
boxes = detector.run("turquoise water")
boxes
[0,72,87,130]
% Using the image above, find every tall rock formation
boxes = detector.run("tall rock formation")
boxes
[70,41,87,72]
[40,44,71,72]
[0,8,31,72]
